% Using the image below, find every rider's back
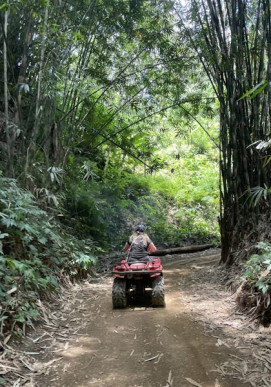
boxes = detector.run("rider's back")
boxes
[128,232,151,260]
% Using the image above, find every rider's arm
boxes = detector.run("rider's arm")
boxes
[148,242,156,253]
[124,235,133,252]
[146,235,156,252]
[124,242,130,252]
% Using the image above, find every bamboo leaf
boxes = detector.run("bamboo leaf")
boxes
[238,80,268,101]
[263,156,271,167]
[248,81,268,99]
[7,286,17,295]
[247,140,261,149]
[254,189,264,206]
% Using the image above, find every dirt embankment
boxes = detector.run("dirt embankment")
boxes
[3,250,271,386]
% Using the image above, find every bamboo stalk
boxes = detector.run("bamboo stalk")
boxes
[33,5,49,141]
[3,10,12,176]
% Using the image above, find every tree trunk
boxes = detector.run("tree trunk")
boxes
[149,244,214,256]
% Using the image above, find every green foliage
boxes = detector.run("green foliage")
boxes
[63,99,220,247]
[239,80,268,101]
[64,159,219,249]
[0,178,96,336]
[242,185,271,208]
[243,242,271,294]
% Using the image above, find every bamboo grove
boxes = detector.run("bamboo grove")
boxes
[1,0,271,265]
[182,0,271,264]
[0,0,179,180]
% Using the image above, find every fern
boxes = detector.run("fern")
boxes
[242,185,271,207]
[243,242,271,294]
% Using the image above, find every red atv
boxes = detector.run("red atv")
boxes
[112,257,165,308]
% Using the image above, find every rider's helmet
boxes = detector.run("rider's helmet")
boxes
[135,224,145,232]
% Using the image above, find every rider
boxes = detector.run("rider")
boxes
[124,224,156,261]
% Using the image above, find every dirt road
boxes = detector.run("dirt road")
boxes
[32,251,250,387]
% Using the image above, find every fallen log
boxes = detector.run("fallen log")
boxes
[149,244,214,256]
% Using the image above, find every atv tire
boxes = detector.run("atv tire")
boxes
[112,278,127,308]
[151,275,165,307]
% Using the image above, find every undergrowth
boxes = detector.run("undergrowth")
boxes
[237,242,271,324]
[64,172,219,248]
[0,178,96,338]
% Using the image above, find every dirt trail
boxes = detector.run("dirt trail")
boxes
[32,252,250,387]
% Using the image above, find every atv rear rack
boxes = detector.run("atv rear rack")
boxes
[113,260,153,265]
[112,270,162,275]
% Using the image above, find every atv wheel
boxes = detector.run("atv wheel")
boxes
[112,278,127,308]
[151,276,165,307]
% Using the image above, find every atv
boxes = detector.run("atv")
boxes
[112,257,165,308]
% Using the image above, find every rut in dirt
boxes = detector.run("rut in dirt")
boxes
[33,252,251,387]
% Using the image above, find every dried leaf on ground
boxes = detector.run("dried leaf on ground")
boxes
[185,377,203,387]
